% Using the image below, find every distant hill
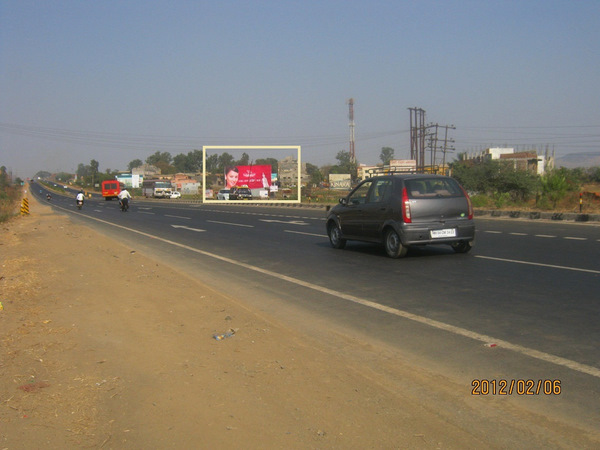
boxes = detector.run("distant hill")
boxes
[555,152,600,168]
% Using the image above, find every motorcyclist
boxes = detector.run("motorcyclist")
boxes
[76,190,85,206]
[118,188,132,211]
[46,193,52,201]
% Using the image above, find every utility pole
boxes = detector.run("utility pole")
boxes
[426,123,439,169]
[348,98,355,163]
[440,125,456,173]
[409,107,426,172]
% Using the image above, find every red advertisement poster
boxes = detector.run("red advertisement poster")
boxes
[225,165,271,189]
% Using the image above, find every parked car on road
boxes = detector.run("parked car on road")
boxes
[169,191,181,199]
[217,189,230,200]
[229,186,252,200]
[326,174,475,258]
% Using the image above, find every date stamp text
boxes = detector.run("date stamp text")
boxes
[471,379,561,395]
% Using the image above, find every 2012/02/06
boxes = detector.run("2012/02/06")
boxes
[471,379,561,395]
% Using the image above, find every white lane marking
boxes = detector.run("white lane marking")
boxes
[284,230,328,238]
[138,211,155,215]
[138,207,152,210]
[165,214,191,220]
[475,255,600,274]
[535,234,556,238]
[509,232,527,236]
[171,225,205,232]
[260,219,309,225]
[564,237,587,241]
[484,231,502,234]
[207,220,253,228]
[53,204,600,379]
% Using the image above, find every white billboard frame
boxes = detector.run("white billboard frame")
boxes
[202,146,301,203]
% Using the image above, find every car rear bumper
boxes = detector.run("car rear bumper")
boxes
[400,221,475,245]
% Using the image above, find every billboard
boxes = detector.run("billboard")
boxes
[203,146,301,203]
[225,165,272,189]
[389,159,417,171]
[329,174,352,189]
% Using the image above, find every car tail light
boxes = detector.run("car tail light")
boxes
[402,187,412,223]
[460,186,474,219]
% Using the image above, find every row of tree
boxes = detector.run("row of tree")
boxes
[61,144,397,188]
[451,159,600,207]
[59,146,600,208]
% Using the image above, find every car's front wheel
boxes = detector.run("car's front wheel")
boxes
[384,229,408,258]
[451,240,473,253]
[328,222,346,249]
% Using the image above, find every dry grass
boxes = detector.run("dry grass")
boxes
[0,184,22,223]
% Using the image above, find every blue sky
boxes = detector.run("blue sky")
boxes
[1,0,599,177]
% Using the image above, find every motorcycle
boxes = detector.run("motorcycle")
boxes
[119,198,129,212]
[76,199,84,210]
[46,193,52,201]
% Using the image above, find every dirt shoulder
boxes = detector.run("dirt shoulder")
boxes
[1,198,598,449]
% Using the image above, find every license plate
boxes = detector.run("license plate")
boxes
[431,228,456,238]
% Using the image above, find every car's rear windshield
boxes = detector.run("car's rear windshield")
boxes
[405,178,462,199]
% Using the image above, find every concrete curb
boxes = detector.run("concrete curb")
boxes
[475,209,600,223]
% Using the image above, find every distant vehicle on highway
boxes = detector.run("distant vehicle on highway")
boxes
[101,180,124,200]
[326,174,475,258]
[229,186,252,200]
[217,189,230,200]
[142,180,173,198]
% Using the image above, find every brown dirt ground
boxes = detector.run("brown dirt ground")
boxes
[1,197,599,449]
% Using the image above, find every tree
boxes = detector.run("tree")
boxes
[55,172,72,182]
[540,171,568,208]
[76,163,88,178]
[34,170,52,180]
[188,150,203,172]
[90,159,99,187]
[495,161,538,202]
[146,151,172,166]
[206,154,219,173]
[0,166,7,190]
[171,150,202,173]
[306,163,323,185]
[255,158,278,174]
[452,159,538,202]
[588,167,600,183]
[155,160,176,174]
[217,152,235,173]
[331,150,358,180]
[237,152,250,166]
[380,147,394,165]
[128,159,143,171]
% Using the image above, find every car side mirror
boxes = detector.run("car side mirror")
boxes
[339,197,347,206]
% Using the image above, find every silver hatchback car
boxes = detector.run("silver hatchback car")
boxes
[326,174,475,258]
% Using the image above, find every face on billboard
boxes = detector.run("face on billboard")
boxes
[225,167,239,189]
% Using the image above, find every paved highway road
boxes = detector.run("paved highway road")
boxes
[32,182,600,434]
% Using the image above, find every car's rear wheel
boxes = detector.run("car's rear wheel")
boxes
[328,222,346,249]
[384,229,408,258]
[451,240,473,253]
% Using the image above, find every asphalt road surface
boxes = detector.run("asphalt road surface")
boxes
[32,182,600,433]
